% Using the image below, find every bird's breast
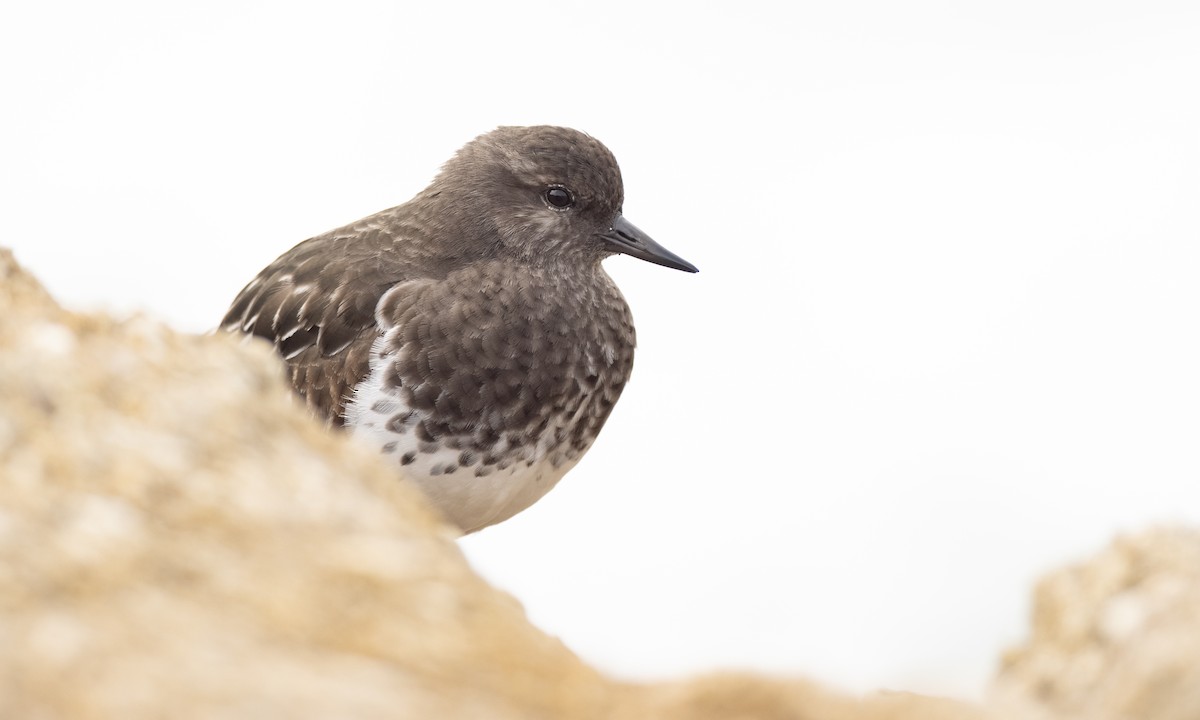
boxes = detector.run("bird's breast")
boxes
[342,263,635,533]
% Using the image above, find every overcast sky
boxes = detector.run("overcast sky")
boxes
[4,0,1199,699]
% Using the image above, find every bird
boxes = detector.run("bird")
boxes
[220,126,697,534]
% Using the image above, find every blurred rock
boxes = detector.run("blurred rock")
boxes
[993,528,1200,720]
[0,247,998,719]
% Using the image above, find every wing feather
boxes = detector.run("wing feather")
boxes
[220,213,428,425]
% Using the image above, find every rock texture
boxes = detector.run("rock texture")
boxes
[10,244,1200,720]
[0,246,995,719]
[992,528,1200,720]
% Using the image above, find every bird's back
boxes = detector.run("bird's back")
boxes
[220,205,431,424]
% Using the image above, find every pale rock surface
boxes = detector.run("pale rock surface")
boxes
[992,528,1200,720]
[0,245,997,719]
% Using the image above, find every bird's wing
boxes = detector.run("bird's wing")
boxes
[220,232,409,426]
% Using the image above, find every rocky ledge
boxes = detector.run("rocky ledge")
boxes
[2,247,1197,719]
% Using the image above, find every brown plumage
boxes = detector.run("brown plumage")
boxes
[221,126,696,533]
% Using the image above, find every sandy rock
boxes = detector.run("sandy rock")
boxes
[992,528,1200,720]
[0,247,1001,719]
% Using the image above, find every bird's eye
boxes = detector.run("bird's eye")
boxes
[545,186,575,210]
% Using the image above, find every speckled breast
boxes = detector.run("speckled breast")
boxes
[343,261,636,533]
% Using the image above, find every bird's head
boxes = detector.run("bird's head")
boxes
[427,126,697,274]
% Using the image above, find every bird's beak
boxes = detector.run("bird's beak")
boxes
[601,215,698,273]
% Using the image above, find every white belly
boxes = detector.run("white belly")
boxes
[344,360,587,534]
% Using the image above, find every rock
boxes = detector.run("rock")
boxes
[992,528,1200,720]
[0,246,1000,719]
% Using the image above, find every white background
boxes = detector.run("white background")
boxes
[4,0,1199,699]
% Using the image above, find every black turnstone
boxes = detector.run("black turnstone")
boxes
[221,126,696,534]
